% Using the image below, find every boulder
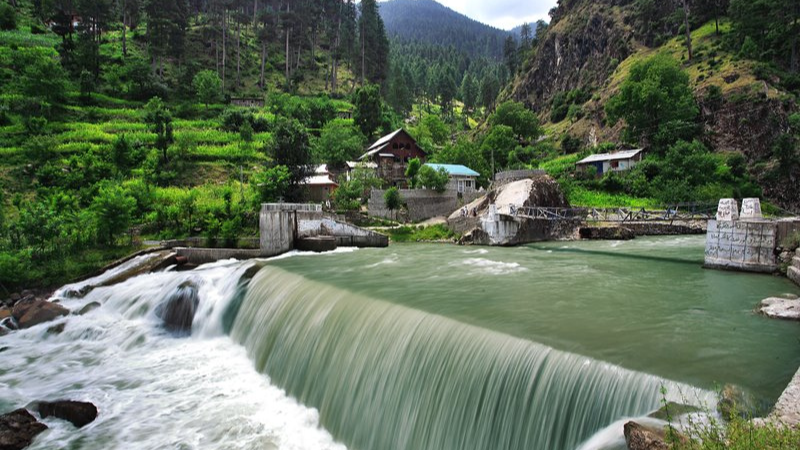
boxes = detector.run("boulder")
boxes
[32,401,97,428]
[648,402,701,421]
[757,297,800,321]
[11,300,69,330]
[155,281,199,333]
[76,302,101,316]
[717,384,763,420]
[1,317,18,331]
[0,408,48,450]
[46,323,65,335]
[623,422,669,450]
[0,307,10,321]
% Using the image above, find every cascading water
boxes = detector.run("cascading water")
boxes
[231,266,715,450]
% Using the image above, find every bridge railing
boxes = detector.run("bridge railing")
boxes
[510,202,718,223]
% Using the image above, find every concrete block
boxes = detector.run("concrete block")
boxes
[741,198,763,219]
[760,247,776,265]
[707,220,718,232]
[716,199,739,221]
[789,266,800,287]
[717,220,734,231]
[731,244,746,263]
[744,246,761,264]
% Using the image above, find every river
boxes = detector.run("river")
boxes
[1,236,798,449]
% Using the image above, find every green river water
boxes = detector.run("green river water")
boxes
[267,236,800,403]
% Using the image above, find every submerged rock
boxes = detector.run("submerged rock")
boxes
[0,307,10,321]
[757,297,800,321]
[76,302,101,316]
[32,401,97,428]
[45,323,66,335]
[717,384,762,420]
[156,281,200,333]
[648,402,701,421]
[0,408,48,450]
[579,226,635,240]
[12,300,69,329]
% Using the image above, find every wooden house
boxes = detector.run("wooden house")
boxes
[358,129,427,187]
[576,149,644,176]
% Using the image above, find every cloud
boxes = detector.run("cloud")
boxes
[435,0,556,30]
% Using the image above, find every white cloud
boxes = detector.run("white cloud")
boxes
[434,0,556,30]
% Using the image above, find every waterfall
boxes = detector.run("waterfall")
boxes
[231,266,715,450]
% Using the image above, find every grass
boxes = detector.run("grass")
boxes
[386,224,459,243]
[567,186,660,208]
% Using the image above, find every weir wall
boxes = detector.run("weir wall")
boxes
[368,189,483,222]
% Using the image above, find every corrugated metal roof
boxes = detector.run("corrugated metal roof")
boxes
[346,161,378,169]
[301,174,339,186]
[576,149,643,165]
[425,163,480,177]
[367,129,404,151]
[358,142,390,160]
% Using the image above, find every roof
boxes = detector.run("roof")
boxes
[424,163,480,177]
[367,129,404,152]
[346,161,378,169]
[576,149,644,165]
[358,142,390,160]
[301,175,339,187]
[314,164,329,174]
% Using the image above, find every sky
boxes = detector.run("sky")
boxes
[433,0,558,30]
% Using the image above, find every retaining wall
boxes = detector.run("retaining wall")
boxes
[704,220,778,273]
[789,249,800,287]
[368,189,483,222]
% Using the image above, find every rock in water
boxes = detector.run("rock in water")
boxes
[0,408,48,450]
[623,422,669,450]
[156,281,200,333]
[33,401,97,428]
[76,302,101,316]
[757,297,800,321]
[12,300,69,329]
[717,384,762,420]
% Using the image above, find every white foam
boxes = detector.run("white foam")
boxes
[457,258,528,275]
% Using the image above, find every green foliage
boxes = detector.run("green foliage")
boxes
[417,165,449,192]
[92,183,136,245]
[386,224,456,243]
[489,101,541,141]
[384,186,402,212]
[314,119,366,169]
[0,3,16,31]
[143,97,174,161]
[353,84,383,137]
[405,157,422,188]
[359,0,390,85]
[192,70,222,107]
[431,137,490,187]
[270,117,312,201]
[606,54,699,152]
[550,89,591,123]
[249,165,290,207]
[481,125,517,171]
[561,134,583,154]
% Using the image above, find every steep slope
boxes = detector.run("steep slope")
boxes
[379,0,511,59]
[508,0,799,210]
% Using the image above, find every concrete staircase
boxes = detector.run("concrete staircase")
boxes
[789,249,800,287]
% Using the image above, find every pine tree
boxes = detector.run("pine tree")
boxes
[358,0,389,85]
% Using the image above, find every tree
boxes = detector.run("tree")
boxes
[605,54,698,152]
[384,186,401,220]
[417,165,449,192]
[481,125,517,173]
[314,119,366,169]
[460,74,478,113]
[489,101,542,142]
[112,134,135,174]
[479,75,500,109]
[353,84,383,137]
[0,3,16,30]
[503,35,518,74]
[193,70,222,107]
[405,157,422,188]
[92,183,136,245]
[270,117,312,201]
[250,165,291,206]
[143,97,174,162]
[358,0,389,85]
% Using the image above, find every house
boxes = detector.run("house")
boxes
[231,97,265,108]
[301,165,339,202]
[46,12,83,33]
[424,164,480,193]
[575,149,644,176]
[345,161,378,182]
[358,129,427,187]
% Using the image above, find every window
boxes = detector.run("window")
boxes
[610,160,620,169]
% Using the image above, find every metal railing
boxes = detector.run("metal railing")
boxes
[509,202,718,223]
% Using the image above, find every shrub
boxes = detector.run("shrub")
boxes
[0,3,16,31]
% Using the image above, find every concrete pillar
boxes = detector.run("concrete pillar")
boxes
[716,198,739,221]
[740,198,763,220]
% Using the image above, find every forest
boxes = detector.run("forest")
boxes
[0,0,799,292]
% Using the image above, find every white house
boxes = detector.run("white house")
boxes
[424,163,480,193]
[575,149,644,176]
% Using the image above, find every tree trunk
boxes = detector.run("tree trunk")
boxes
[253,0,258,26]
[236,20,241,88]
[285,27,290,84]
[361,19,365,85]
[331,2,342,93]
[122,2,127,57]
[222,9,227,93]
[260,39,267,88]
[682,0,692,62]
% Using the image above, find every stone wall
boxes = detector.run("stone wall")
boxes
[789,249,800,287]
[704,220,778,273]
[368,189,483,222]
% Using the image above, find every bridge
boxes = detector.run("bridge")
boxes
[506,203,718,223]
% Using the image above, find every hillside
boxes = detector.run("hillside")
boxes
[507,0,800,211]
[379,0,511,60]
